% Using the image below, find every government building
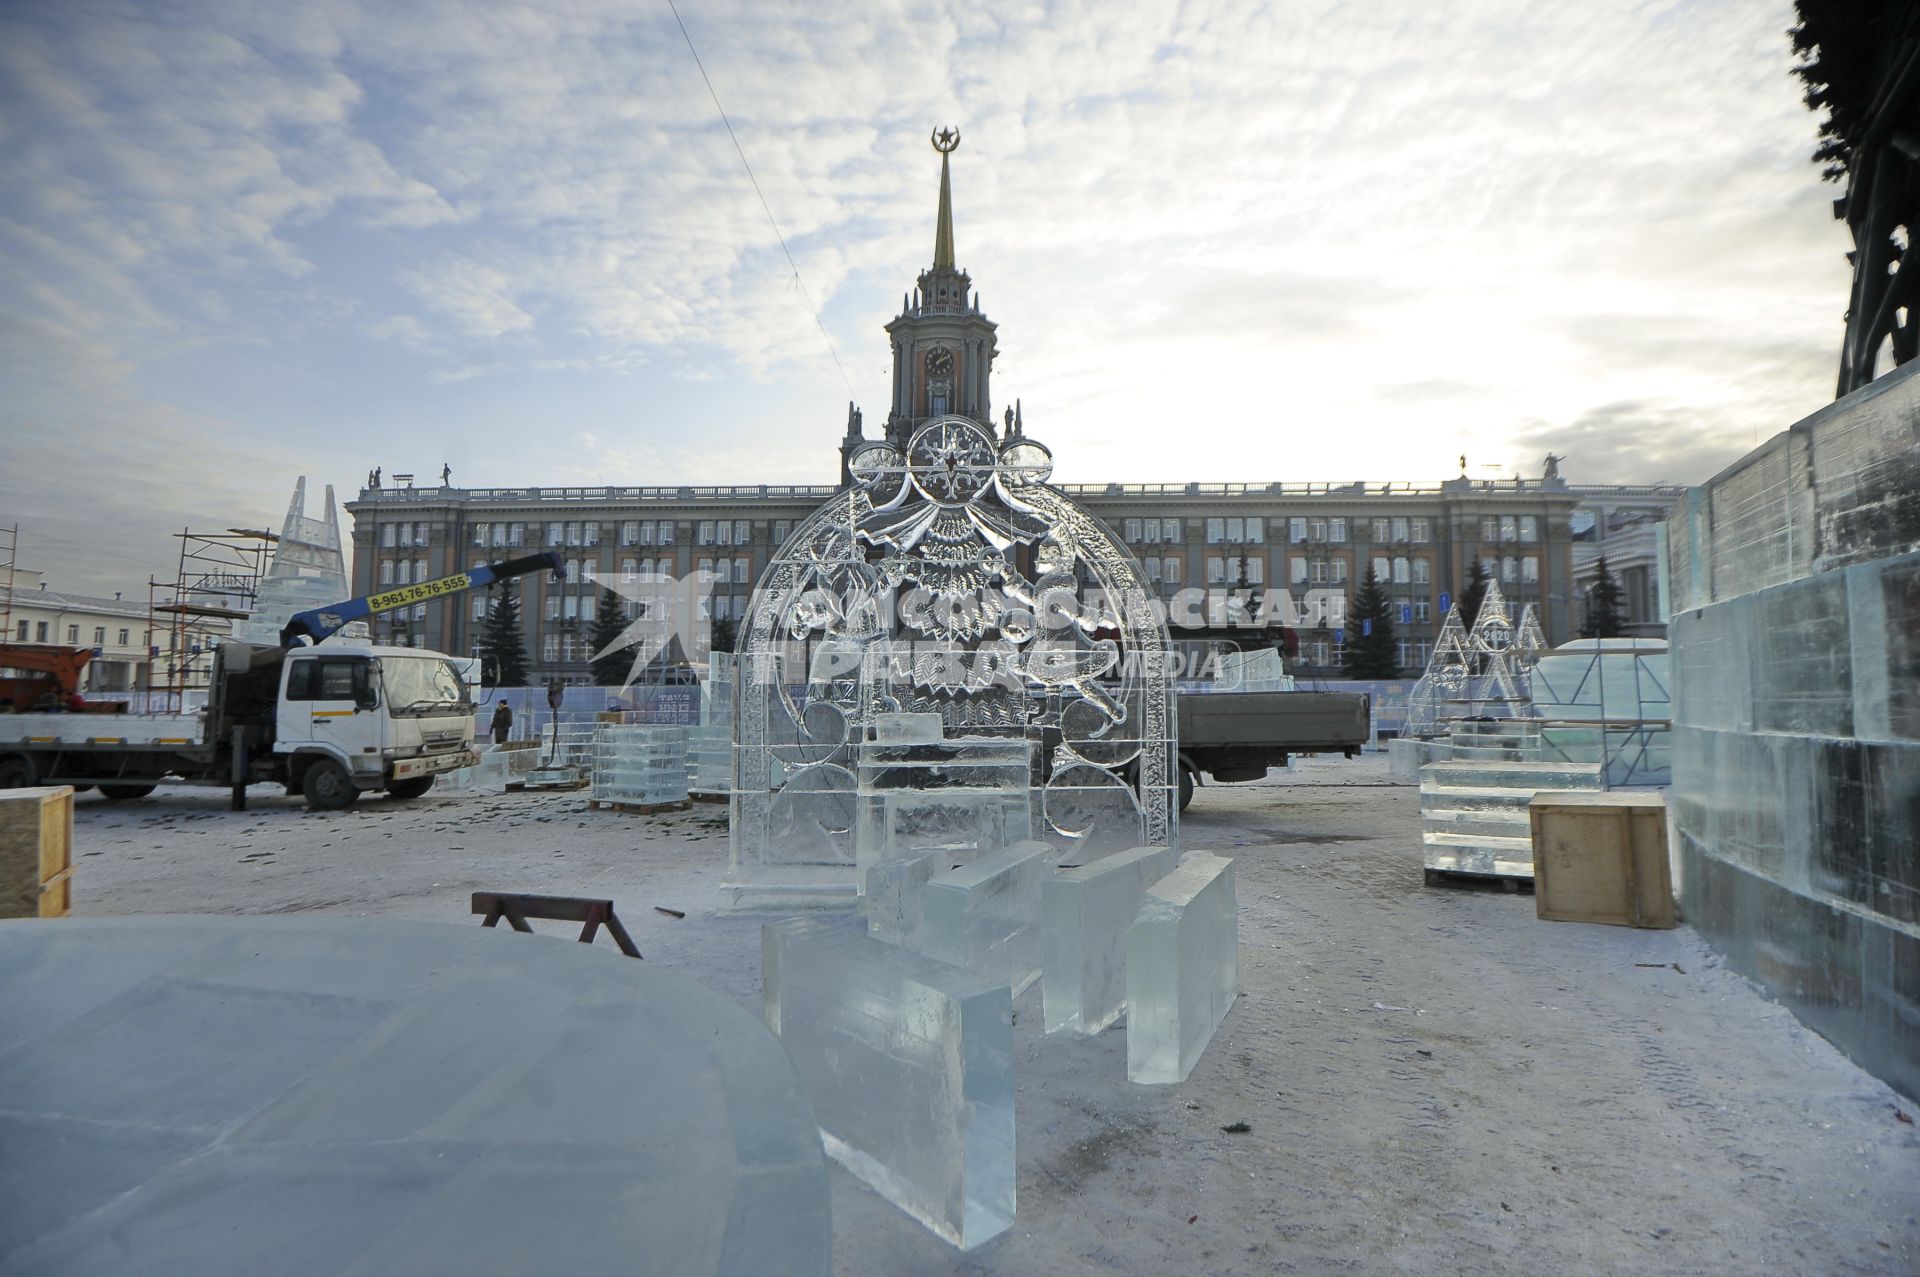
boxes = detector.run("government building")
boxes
[347,137,1663,684]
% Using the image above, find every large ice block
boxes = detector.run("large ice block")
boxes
[873,712,944,744]
[761,918,1013,1250]
[1042,845,1179,1036]
[853,738,1036,883]
[860,848,949,948]
[918,842,1049,997]
[1128,853,1239,1084]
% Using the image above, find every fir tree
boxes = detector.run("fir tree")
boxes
[1342,565,1399,678]
[1581,555,1626,639]
[477,585,529,688]
[1458,558,1491,632]
[710,615,739,654]
[588,587,630,685]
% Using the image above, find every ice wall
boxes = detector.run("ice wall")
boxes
[1666,360,1920,1100]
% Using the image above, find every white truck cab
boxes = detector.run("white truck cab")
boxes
[276,645,478,809]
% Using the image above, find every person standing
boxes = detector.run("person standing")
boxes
[489,699,513,745]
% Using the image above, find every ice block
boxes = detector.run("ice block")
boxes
[1041,845,1179,1035]
[1127,853,1239,1084]
[918,842,1049,997]
[860,849,948,948]
[872,712,945,744]
[761,918,1014,1250]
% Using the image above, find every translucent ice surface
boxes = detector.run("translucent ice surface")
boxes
[1127,853,1239,1084]
[873,712,945,744]
[860,849,948,948]
[918,842,1049,997]
[762,917,1013,1250]
[1042,845,1179,1036]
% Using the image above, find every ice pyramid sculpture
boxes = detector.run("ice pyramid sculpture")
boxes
[237,477,353,644]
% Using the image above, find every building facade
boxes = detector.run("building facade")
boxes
[1569,483,1687,638]
[0,570,174,694]
[347,137,1593,683]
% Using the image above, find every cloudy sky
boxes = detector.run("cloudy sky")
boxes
[1,0,1851,594]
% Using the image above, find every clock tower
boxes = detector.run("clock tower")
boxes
[881,129,999,449]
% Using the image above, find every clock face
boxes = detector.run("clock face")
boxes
[926,347,954,377]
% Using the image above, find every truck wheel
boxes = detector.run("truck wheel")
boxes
[98,783,157,801]
[386,776,435,801]
[0,757,35,790]
[1178,763,1195,813]
[301,760,360,811]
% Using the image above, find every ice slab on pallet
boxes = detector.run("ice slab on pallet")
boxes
[860,849,949,948]
[1128,853,1239,1084]
[762,918,1013,1250]
[1042,845,1179,1036]
[918,842,1049,997]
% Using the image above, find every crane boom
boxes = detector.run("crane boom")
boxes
[280,551,566,646]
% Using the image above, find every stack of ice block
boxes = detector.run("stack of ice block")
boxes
[762,917,1014,1250]
[915,842,1049,997]
[853,736,1036,881]
[1127,852,1239,1084]
[1418,759,1604,879]
[688,659,736,796]
[1042,845,1179,1035]
[590,725,690,805]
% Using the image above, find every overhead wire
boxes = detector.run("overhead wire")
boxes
[664,0,858,400]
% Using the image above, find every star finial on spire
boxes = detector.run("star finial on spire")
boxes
[931,127,960,271]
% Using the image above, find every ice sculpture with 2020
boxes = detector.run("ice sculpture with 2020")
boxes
[726,417,1179,909]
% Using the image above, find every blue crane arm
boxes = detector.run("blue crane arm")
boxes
[280,551,566,646]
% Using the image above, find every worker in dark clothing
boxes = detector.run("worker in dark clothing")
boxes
[489,700,513,745]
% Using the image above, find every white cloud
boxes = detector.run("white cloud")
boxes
[0,0,1859,589]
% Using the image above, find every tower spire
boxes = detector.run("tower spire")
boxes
[931,127,960,271]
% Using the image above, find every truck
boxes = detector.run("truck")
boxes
[0,552,565,810]
[1174,688,1369,810]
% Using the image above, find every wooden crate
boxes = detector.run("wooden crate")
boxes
[1527,791,1674,929]
[0,785,74,919]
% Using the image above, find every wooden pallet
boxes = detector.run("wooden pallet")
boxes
[688,790,730,804]
[504,779,591,793]
[1423,867,1532,893]
[588,798,692,815]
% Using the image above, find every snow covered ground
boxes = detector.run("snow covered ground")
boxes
[61,756,1920,1274]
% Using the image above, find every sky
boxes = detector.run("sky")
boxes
[0,0,1853,595]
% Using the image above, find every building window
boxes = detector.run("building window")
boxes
[1247,517,1264,544]
[1372,556,1390,582]
[734,558,751,584]
[1522,555,1540,583]
[1140,556,1160,582]
[1482,516,1499,542]
[1124,518,1141,542]
[1206,517,1224,544]
[1206,556,1226,584]
[1411,517,1430,543]
[621,521,639,545]
[471,594,487,621]
[508,522,525,547]
[697,520,715,546]
[118,628,130,646]
[35,622,48,642]
[544,596,561,621]
[472,523,489,547]
[1291,556,1309,585]
[1225,517,1243,543]
[735,519,750,544]
[1309,559,1329,584]
[1520,516,1539,543]
[1393,556,1410,584]
[412,603,425,621]
[582,559,597,584]
[380,560,395,586]
[1392,517,1409,541]
[1163,557,1183,585]
[1500,515,1517,542]
[1415,600,1432,623]
[1372,517,1390,542]
[773,520,792,544]
[1312,640,1331,667]
[547,523,564,547]
[1287,517,1305,543]
[657,520,676,544]
[716,520,733,546]
[1412,558,1431,585]
[1308,518,1326,542]
[1502,556,1518,583]
[66,625,79,644]
[1329,517,1347,542]
[543,634,559,661]
[1163,518,1182,542]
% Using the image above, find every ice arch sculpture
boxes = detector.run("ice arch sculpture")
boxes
[725,417,1177,909]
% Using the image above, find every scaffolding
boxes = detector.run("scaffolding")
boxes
[144,527,276,712]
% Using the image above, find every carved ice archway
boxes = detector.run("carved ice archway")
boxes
[725,417,1177,906]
